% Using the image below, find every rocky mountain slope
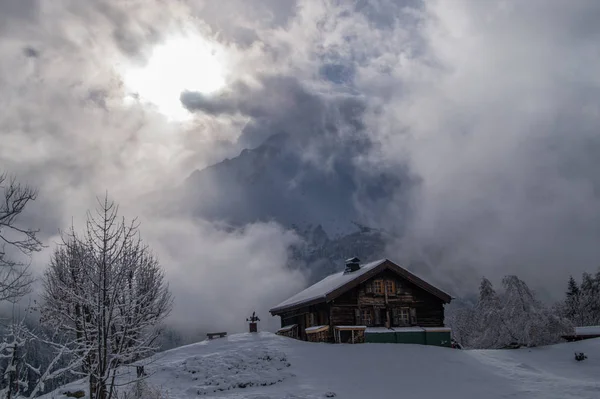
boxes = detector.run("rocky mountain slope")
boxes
[178,132,409,281]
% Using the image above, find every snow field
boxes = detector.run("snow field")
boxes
[42,332,600,399]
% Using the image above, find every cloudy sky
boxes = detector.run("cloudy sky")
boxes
[2,0,600,333]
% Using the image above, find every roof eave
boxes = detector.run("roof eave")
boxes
[269,296,328,315]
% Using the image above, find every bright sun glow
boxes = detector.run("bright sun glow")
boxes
[122,35,226,121]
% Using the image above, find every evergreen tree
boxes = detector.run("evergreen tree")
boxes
[579,272,600,325]
[564,276,581,322]
[564,276,582,325]
[471,278,508,348]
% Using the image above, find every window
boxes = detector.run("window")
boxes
[373,280,384,295]
[307,312,317,327]
[393,308,410,326]
[385,280,396,295]
[410,308,417,325]
[361,309,372,326]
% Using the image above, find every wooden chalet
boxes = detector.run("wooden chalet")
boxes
[270,257,453,345]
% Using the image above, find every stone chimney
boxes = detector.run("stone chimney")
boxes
[344,257,361,273]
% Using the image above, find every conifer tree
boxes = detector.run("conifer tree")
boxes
[564,276,581,324]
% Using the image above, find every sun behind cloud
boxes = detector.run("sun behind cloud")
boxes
[121,33,227,121]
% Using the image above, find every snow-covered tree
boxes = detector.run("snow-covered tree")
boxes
[500,275,570,347]
[41,196,173,399]
[500,275,542,346]
[450,276,571,349]
[0,308,85,399]
[0,321,36,399]
[579,272,600,325]
[563,276,582,324]
[0,173,42,303]
[445,303,475,348]
[471,278,509,348]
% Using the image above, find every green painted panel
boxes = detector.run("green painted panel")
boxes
[395,331,426,345]
[424,331,452,347]
[365,332,396,343]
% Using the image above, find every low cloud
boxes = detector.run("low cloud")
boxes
[144,217,305,334]
[3,0,600,336]
[358,0,600,297]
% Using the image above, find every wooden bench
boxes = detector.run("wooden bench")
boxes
[207,332,227,340]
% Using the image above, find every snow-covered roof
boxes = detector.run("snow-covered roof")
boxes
[393,327,426,333]
[305,325,329,333]
[365,327,396,334]
[422,327,451,333]
[270,259,386,313]
[334,325,367,330]
[277,324,297,333]
[575,326,600,336]
[365,327,439,333]
[270,258,452,314]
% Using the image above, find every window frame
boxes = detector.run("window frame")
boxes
[385,280,396,295]
[307,312,317,327]
[392,307,411,326]
[373,279,384,295]
[361,309,373,326]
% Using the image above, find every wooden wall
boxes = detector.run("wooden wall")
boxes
[330,304,357,326]
[330,269,445,327]
[279,303,331,340]
[276,268,446,341]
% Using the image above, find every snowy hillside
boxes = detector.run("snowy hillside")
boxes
[42,333,600,399]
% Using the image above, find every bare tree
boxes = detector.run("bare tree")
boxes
[0,173,42,302]
[41,196,172,399]
[0,312,85,399]
[0,320,34,399]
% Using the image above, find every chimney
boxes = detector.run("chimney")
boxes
[344,257,361,273]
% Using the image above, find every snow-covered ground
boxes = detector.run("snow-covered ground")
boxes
[41,332,600,399]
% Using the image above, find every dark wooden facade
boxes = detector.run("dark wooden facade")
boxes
[271,259,451,343]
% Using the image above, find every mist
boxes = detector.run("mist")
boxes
[2,0,600,339]
[365,0,600,297]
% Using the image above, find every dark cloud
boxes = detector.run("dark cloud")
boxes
[22,46,39,58]
[191,0,298,46]
[319,63,355,85]
[182,75,366,149]
[0,0,39,29]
